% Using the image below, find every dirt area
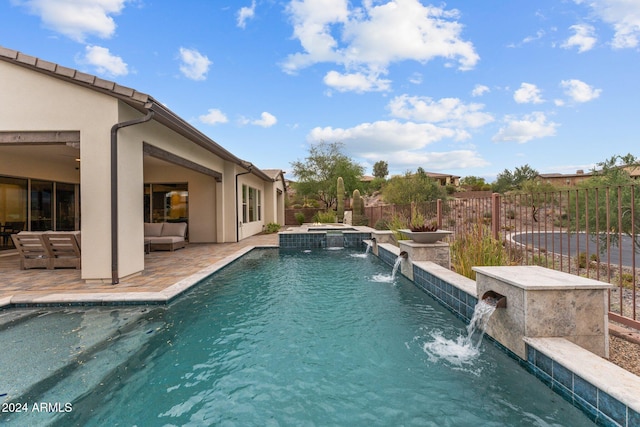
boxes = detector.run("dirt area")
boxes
[609,324,640,376]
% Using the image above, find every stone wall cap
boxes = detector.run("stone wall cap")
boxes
[473,265,613,290]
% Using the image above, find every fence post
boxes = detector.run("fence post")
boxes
[436,199,443,229]
[492,193,500,240]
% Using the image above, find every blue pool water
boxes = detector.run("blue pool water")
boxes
[2,248,595,426]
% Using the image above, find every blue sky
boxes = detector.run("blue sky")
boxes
[1,0,639,182]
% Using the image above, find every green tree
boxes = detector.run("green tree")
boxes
[492,164,538,193]
[290,141,364,208]
[569,153,640,250]
[460,176,490,191]
[373,160,388,179]
[381,169,446,205]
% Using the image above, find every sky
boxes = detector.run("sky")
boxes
[1,0,639,182]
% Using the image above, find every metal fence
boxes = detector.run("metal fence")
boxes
[365,184,640,328]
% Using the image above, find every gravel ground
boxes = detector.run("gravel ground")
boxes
[609,327,640,377]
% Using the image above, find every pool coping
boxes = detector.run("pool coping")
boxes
[0,245,278,309]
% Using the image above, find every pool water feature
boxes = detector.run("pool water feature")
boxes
[2,249,595,426]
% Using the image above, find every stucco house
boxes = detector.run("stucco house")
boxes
[0,46,285,284]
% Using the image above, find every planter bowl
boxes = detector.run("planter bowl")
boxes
[399,229,452,244]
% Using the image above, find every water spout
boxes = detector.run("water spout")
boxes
[399,251,408,259]
[481,290,506,308]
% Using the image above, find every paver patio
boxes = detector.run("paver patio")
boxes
[0,233,278,307]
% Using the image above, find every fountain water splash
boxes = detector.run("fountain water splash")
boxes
[422,299,496,365]
[350,242,372,258]
[465,299,496,348]
[370,255,402,283]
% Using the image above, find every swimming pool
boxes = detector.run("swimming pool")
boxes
[2,248,595,426]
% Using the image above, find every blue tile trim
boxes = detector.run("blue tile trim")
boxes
[377,246,398,267]
[278,232,371,249]
[525,345,634,427]
[411,263,476,324]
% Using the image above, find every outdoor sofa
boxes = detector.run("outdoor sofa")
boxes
[144,222,188,251]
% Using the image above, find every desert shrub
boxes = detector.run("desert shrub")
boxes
[374,217,390,230]
[618,272,635,289]
[313,210,337,223]
[576,252,587,269]
[451,224,510,280]
[386,212,410,243]
[294,212,305,225]
[264,222,281,233]
[352,215,369,226]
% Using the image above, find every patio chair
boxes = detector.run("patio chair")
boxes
[1,221,25,247]
[41,233,81,269]
[11,233,49,269]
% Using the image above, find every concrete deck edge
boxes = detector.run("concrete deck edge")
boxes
[524,336,640,412]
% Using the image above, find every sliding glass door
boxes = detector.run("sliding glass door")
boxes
[0,177,27,250]
[0,176,79,249]
[144,183,188,223]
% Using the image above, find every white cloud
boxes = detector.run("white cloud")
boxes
[178,47,212,81]
[575,0,640,48]
[387,95,494,128]
[561,24,597,52]
[514,82,544,104]
[522,29,546,44]
[78,45,128,76]
[362,149,489,172]
[492,112,559,143]
[199,109,228,125]
[283,0,478,93]
[237,0,256,29]
[408,72,423,85]
[471,84,490,97]
[15,0,127,42]
[252,112,278,127]
[560,79,602,102]
[323,70,391,92]
[309,120,463,153]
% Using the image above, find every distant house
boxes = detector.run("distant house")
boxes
[0,46,285,283]
[622,165,640,179]
[537,170,592,187]
[425,172,460,187]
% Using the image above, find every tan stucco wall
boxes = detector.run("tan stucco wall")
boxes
[0,60,117,281]
[1,59,284,280]
[237,172,266,240]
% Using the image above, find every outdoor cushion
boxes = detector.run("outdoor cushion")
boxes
[144,222,164,237]
[148,236,184,244]
[161,222,187,237]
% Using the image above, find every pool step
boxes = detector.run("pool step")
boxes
[0,307,164,425]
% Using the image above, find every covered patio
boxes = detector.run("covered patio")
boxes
[0,233,278,308]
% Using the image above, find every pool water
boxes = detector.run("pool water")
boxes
[6,248,594,426]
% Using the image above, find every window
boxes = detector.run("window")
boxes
[56,182,76,231]
[144,183,188,223]
[31,180,53,231]
[0,176,27,250]
[242,185,261,223]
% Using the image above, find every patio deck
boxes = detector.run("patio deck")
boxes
[0,233,278,308]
